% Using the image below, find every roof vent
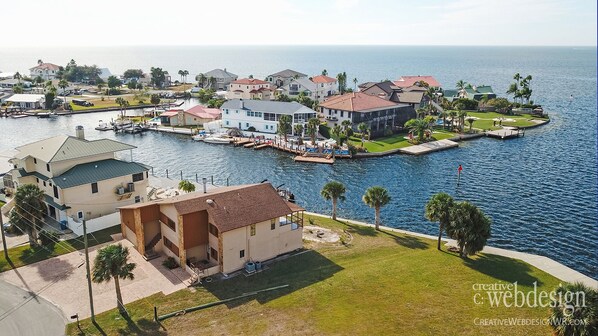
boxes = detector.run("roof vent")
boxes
[206,199,214,205]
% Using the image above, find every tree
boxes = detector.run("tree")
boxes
[358,122,367,147]
[405,118,431,142]
[123,69,144,79]
[276,94,291,102]
[506,82,518,103]
[37,59,43,65]
[150,67,166,88]
[321,181,346,220]
[9,184,46,246]
[92,244,136,315]
[425,193,455,250]
[549,282,598,336]
[14,72,22,83]
[307,118,319,145]
[277,115,292,141]
[457,109,467,132]
[127,79,138,91]
[446,201,491,257]
[321,69,328,76]
[466,117,476,132]
[207,76,216,90]
[353,77,358,91]
[150,94,161,106]
[331,124,343,144]
[107,75,121,89]
[183,70,189,83]
[336,72,347,94]
[115,97,129,118]
[362,186,391,230]
[178,70,184,83]
[12,84,23,94]
[178,180,196,193]
[45,91,56,110]
[293,123,304,137]
[196,73,207,88]
[97,82,105,92]
[456,80,467,91]
[34,76,44,86]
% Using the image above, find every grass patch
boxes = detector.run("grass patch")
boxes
[0,224,121,272]
[67,215,560,336]
[452,111,548,131]
[348,129,457,153]
[68,96,175,111]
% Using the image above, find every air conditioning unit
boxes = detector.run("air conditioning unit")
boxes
[128,182,135,192]
[117,187,125,195]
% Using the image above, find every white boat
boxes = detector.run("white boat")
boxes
[203,136,233,144]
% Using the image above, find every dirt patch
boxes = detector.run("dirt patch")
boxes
[303,225,340,243]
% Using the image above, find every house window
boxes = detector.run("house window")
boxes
[271,219,276,230]
[209,223,218,237]
[210,247,218,261]
[43,181,46,187]
[132,172,144,182]
[250,224,256,236]
[160,213,176,231]
[36,177,39,183]
[53,185,59,198]
[240,250,245,258]
[77,211,84,219]
[246,123,249,127]
[135,196,141,203]
[226,121,229,125]
[33,158,37,164]
[163,237,179,256]
[91,182,98,194]
[46,163,50,172]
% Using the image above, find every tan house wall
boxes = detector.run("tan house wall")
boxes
[125,226,137,246]
[61,174,148,220]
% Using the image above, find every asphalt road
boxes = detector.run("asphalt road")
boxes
[0,280,66,336]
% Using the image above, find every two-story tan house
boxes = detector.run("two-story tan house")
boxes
[10,126,149,234]
[227,78,273,100]
[119,183,304,277]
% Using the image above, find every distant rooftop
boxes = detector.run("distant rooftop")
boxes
[268,69,307,79]
[221,99,315,115]
[394,75,441,88]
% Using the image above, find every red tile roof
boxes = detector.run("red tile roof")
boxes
[184,105,221,119]
[29,63,61,71]
[320,92,399,112]
[311,75,337,84]
[232,78,269,85]
[393,75,440,88]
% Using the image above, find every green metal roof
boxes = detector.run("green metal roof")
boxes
[475,85,494,94]
[44,195,69,211]
[50,159,150,189]
[17,169,49,181]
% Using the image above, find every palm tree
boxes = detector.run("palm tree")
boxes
[362,186,391,230]
[178,70,184,84]
[293,123,304,138]
[321,181,346,220]
[506,82,518,103]
[8,184,46,246]
[208,76,216,90]
[448,110,458,130]
[341,120,352,141]
[405,118,430,142]
[178,180,196,193]
[307,118,319,145]
[549,282,598,336]
[37,59,43,65]
[197,73,207,88]
[466,117,476,132]
[456,80,466,91]
[331,124,343,144]
[353,78,358,91]
[446,201,491,257]
[183,70,189,83]
[58,79,68,105]
[358,122,367,147]
[115,97,129,119]
[321,69,328,76]
[92,244,136,315]
[425,193,455,250]
[14,72,22,84]
[277,115,292,142]
[438,111,448,130]
[457,109,467,132]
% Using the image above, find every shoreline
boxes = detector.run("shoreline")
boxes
[304,211,598,287]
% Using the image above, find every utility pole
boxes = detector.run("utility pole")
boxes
[1,212,8,260]
[83,220,96,323]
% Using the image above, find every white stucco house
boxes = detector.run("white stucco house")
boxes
[29,63,61,80]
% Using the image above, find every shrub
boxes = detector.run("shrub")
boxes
[319,125,331,138]
[452,98,478,111]
[347,144,358,156]
[162,256,178,269]
[247,126,256,132]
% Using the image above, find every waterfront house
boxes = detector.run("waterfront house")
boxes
[393,75,441,89]
[159,105,221,126]
[443,85,496,102]
[360,81,424,108]
[0,79,32,89]
[227,78,273,100]
[98,68,113,81]
[266,69,307,88]
[197,68,238,91]
[6,94,45,109]
[311,75,338,100]
[319,92,415,134]
[281,77,317,100]
[9,127,149,235]
[221,99,317,134]
[119,183,304,277]
[29,62,61,81]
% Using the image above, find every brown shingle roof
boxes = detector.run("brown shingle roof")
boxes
[320,92,400,112]
[120,183,298,233]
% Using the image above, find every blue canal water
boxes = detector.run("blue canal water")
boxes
[0,46,596,279]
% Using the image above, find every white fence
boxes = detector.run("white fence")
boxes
[67,212,120,236]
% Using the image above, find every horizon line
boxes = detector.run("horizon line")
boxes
[4,44,597,48]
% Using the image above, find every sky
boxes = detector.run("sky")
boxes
[3,0,596,46]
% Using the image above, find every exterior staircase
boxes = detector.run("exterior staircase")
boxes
[143,232,161,261]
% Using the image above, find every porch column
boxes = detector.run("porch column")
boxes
[134,208,145,256]
[120,212,127,239]
[178,215,186,266]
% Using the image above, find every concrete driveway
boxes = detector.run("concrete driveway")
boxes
[0,280,66,336]
[0,237,192,319]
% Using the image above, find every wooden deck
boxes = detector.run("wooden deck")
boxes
[486,128,524,139]
[254,143,271,150]
[294,156,335,164]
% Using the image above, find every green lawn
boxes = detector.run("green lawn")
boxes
[67,215,560,336]
[68,97,175,111]
[349,129,457,153]
[0,225,121,272]
[452,111,549,131]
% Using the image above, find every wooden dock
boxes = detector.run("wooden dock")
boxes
[149,126,195,135]
[254,143,270,150]
[243,142,256,148]
[486,128,524,139]
[233,138,253,146]
[294,156,335,164]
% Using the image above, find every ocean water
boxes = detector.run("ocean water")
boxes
[0,46,596,279]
